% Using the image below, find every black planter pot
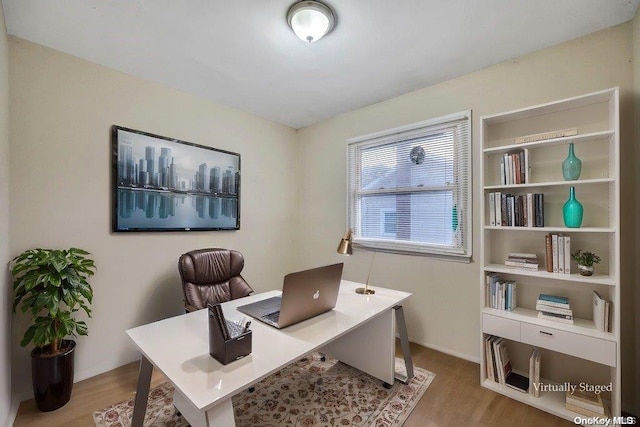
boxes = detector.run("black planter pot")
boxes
[31,339,76,412]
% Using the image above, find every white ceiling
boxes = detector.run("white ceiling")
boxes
[3,0,639,129]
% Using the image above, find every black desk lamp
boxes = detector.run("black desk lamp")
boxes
[337,229,375,295]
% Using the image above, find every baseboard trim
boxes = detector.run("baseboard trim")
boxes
[7,396,21,427]
[410,339,480,364]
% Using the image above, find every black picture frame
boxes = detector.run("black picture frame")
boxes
[111,125,240,232]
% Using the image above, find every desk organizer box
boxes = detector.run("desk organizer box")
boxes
[208,305,252,365]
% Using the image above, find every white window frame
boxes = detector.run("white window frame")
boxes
[346,110,472,261]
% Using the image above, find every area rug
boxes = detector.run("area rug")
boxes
[93,353,434,427]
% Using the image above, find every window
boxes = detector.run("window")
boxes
[346,111,471,260]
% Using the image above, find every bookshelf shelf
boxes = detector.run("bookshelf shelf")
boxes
[483,226,615,233]
[482,130,614,154]
[483,264,616,286]
[480,88,621,418]
[483,177,614,191]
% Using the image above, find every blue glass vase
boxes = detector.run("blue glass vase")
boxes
[563,186,583,228]
[562,143,581,180]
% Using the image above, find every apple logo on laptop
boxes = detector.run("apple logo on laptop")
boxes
[313,290,320,299]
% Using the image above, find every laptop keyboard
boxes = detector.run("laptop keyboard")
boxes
[262,311,280,324]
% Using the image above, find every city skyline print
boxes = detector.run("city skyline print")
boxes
[112,126,240,231]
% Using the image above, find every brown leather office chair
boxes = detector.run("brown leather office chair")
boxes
[178,248,253,312]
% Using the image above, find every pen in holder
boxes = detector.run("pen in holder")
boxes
[208,303,252,365]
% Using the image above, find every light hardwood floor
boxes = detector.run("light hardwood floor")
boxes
[14,342,573,426]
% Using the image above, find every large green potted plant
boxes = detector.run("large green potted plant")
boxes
[11,248,96,411]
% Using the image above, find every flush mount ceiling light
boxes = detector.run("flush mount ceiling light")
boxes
[287,0,335,43]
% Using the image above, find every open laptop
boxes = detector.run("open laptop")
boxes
[236,263,343,329]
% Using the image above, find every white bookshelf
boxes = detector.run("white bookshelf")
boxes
[479,88,620,420]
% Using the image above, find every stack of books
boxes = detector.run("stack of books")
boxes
[528,348,541,397]
[536,294,573,324]
[592,291,611,332]
[504,252,539,271]
[484,335,529,393]
[565,389,607,417]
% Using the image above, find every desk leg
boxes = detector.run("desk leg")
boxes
[320,308,395,385]
[131,356,153,427]
[173,389,236,427]
[393,305,414,383]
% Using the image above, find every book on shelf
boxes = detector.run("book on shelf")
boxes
[544,234,553,272]
[535,304,573,317]
[504,262,538,271]
[563,236,571,274]
[513,128,578,144]
[526,193,533,227]
[505,371,529,393]
[489,192,496,226]
[538,311,574,324]
[552,234,559,273]
[492,337,506,384]
[534,193,544,227]
[558,235,565,273]
[565,388,605,415]
[538,293,570,306]
[494,191,502,226]
[507,196,515,226]
[528,348,541,397]
[485,336,496,382]
[592,291,611,332]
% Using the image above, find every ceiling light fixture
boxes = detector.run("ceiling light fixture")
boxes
[287,0,335,43]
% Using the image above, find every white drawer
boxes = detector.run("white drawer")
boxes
[520,322,616,367]
[482,314,521,341]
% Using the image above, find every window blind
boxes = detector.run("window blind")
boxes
[346,111,472,259]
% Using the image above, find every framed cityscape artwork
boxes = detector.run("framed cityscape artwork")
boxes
[111,126,240,232]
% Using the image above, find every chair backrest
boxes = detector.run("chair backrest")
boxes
[178,248,253,312]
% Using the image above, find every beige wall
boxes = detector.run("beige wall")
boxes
[8,38,299,399]
[297,23,637,411]
[0,4,11,425]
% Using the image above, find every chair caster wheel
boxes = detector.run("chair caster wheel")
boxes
[320,355,326,361]
[249,386,255,393]
[383,382,393,389]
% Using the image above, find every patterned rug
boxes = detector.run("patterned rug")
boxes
[93,353,434,427]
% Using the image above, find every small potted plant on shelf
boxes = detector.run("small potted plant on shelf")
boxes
[10,247,96,412]
[571,249,601,276]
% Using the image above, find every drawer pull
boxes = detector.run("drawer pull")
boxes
[539,330,553,336]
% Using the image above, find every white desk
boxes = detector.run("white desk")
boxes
[127,280,412,427]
